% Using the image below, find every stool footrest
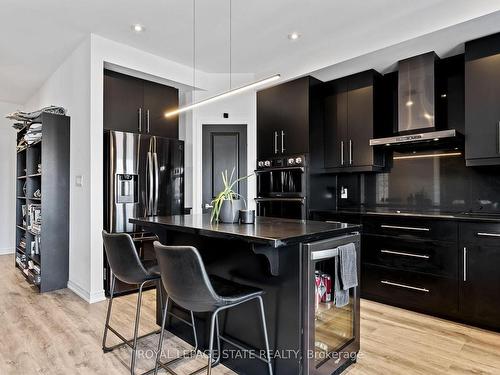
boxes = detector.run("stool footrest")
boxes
[102,324,160,352]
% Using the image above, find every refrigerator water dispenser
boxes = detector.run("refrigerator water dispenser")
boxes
[116,174,138,203]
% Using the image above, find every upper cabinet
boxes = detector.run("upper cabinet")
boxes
[465,33,500,166]
[104,70,179,139]
[257,76,321,158]
[323,70,385,172]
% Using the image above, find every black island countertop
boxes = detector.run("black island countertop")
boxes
[130,214,361,248]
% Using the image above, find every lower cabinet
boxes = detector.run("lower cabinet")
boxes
[361,218,500,331]
[362,264,459,316]
[459,223,500,329]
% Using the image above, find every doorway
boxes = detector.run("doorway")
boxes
[202,125,247,213]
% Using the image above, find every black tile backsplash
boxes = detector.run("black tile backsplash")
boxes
[363,154,500,213]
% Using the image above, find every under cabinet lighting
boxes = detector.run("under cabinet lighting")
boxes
[288,32,301,40]
[393,152,462,160]
[165,74,281,117]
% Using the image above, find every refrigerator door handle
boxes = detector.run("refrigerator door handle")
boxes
[153,152,159,215]
[147,152,154,215]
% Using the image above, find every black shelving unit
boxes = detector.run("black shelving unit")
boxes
[14,112,70,292]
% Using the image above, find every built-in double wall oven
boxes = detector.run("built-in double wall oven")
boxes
[255,154,307,220]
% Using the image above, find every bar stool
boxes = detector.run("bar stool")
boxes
[102,231,199,375]
[153,242,273,375]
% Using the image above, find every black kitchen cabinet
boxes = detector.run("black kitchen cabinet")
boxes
[459,222,500,329]
[104,71,144,133]
[257,76,321,158]
[323,70,384,172]
[465,33,500,166]
[143,80,179,138]
[324,78,348,168]
[104,70,179,138]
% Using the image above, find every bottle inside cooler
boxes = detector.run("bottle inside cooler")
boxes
[313,259,354,366]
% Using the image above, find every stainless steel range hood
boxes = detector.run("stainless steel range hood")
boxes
[370,52,462,147]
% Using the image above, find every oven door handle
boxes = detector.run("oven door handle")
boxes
[254,166,305,173]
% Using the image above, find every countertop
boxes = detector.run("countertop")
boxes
[130,214,361,248]
[309,208,500,222]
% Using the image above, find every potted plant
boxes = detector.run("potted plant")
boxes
[211,169,252,223]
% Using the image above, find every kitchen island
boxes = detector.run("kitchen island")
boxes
[131,214,361,375]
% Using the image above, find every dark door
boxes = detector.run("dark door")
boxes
[324,78,348,168]
[143,81,179,138]
[104,70,144,133]
[460,242,500,328]
[202,125,247,213]
[465,53,500,161]
[348,76,374,167]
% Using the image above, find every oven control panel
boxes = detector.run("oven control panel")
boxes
[257,154,306,169]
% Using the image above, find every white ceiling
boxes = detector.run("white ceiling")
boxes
[1,0,500,104]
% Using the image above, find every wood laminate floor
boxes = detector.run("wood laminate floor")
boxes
[1,254,499,374]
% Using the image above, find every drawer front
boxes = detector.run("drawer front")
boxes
[362,235,458,277]
[362,216,458,241]
[361,264,458,315]
[460,222,500,244]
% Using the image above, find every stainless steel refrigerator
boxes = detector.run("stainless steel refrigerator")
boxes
[104,130,184,294]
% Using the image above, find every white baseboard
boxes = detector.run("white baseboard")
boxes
[0,248,14,255]
[67,280,106,304]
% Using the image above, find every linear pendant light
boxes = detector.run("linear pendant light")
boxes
[165,0,280,118]
[165,74,280,117]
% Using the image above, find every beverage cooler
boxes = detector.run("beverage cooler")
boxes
[302,232,361,374]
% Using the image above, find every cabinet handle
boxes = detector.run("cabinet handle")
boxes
[380,224,430,232]
[477,232,500,237]
[380,249,430,259]
[147,109,150,133]
[497,121,500,154]
[349,139,353,165]
[281,130,285,153]
[138,108,142,132]
[340,141,344,166]
[463,247,467,282]
[381,280,429,293]
[274,131,278,154]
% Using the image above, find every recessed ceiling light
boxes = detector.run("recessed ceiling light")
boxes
[132,24,145,33]
[288,32,301,40]
[406,100,414,107]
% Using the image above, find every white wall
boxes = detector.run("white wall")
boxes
[23,33,258,303]
[24,37,93,300]
[0,101,21,254]
[189,73,257,214]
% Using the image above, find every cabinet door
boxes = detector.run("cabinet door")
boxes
[257,90,278,158]
[460,242,500,329]
[104,70,144,133]
[143,81,179,138]
[465,53,500,162]
[324,79,348,168]
[279,77,310,155]
[347,78,374,167]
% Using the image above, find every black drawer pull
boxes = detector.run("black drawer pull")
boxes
[380,249,430,259]
[381,280,430,293]
[477,232,500,238]
[380,224,430,232]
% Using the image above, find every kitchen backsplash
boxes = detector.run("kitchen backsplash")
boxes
[362,153,500,213]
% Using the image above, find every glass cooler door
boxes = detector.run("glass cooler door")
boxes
[303,233,361,375]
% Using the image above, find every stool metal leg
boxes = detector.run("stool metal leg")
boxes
[206,312,218,375]
[257,296,273,375]
[131,281,147,375]
[154,296,170,375]
[102,273,116,352]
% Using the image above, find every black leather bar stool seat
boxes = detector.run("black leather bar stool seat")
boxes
[209,275,264,305]
[102,231,163,375]
[153,242,273,375]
